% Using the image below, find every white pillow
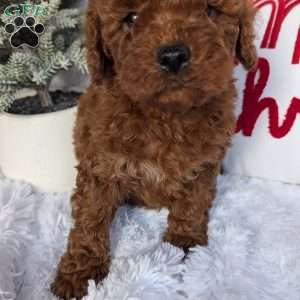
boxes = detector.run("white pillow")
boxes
[224,0,300,184]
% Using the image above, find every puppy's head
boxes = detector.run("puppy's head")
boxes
[86,0,257,110]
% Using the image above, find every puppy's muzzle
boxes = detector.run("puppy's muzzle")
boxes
[157,43,191,74]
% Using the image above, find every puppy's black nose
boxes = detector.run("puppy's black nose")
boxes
[157,43,191,74]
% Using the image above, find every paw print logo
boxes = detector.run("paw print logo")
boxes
[4,16,45,48]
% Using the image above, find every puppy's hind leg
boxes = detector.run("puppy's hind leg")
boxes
[51,168,123,300]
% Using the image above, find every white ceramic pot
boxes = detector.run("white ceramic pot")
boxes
[0,107,78,192]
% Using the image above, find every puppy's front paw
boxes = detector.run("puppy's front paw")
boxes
[51,272,88,300]
[163,231,207,253]
[51,261,110,300]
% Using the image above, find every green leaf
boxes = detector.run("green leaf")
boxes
[0,92,16,112]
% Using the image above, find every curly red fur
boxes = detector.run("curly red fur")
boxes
[51,0,257,299]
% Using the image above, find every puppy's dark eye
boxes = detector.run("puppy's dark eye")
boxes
[123,12,138,27]
[207,5,218,17]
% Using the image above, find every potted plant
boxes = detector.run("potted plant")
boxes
[0,0,88,192]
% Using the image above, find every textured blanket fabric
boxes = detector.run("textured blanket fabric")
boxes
[0,175,300,300]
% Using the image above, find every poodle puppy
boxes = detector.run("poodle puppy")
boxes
[52,0,257,299]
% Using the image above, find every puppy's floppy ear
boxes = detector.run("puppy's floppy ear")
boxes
[85,1,114,84]
[236,0,258,70]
